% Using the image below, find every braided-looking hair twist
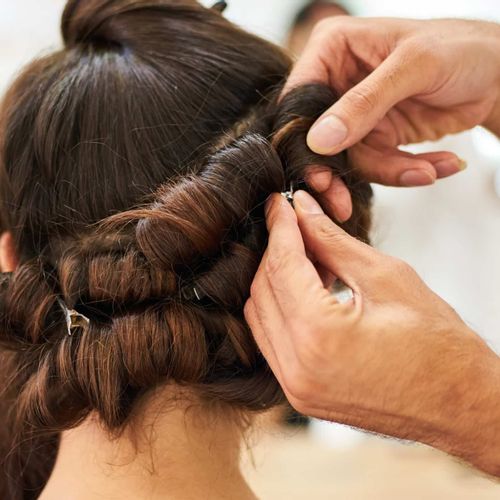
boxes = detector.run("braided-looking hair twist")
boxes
[0,1,372,498]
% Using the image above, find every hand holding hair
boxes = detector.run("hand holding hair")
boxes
[245,192,500,477]
[286,17,500,188]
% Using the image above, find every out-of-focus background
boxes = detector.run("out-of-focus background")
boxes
[1,1,499,498]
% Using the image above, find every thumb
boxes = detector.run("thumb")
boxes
[307,49,422,155]
[293,190,379,286]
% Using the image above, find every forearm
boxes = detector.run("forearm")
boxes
[341,326,500,477]
[454,342,500,477]
[254,194,500,478]
[421,330,500,477]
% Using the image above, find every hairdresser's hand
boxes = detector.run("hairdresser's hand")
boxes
[289,17,500,191]
[245,192,500,477]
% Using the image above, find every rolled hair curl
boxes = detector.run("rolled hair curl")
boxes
[0,1,372,498]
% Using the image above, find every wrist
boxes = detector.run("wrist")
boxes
[433,328,500,476]
[464,340,500,477]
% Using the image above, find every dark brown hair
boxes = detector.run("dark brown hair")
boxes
[0,1,372,498]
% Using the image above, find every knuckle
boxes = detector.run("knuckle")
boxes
[264,251,283,278]
[390,256,414,275]
[373,255,415,283]
[346,86,380,115]
[310,16,351,47]
[312,15,356,38]
[366,255,398,283]
[402,38,440,68]
[311,17,337,38]
[315,217,347,245]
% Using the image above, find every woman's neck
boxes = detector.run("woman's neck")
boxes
[40,389,256,500]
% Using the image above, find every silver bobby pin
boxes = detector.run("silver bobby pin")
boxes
[281,182,294,205]
[57,297,90,336]
[180,285,204,302]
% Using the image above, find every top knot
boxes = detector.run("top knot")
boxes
[61,0,211,50]
[61,0,126,49]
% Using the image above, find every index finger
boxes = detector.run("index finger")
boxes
[264,194,335,318]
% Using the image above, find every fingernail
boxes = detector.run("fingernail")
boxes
[265,193,288,217]
[399,169,436,187]
[293,190,324,214]
[433,158,467,178]
[307,115,348,154]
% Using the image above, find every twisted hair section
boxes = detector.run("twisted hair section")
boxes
[0,1,372,498]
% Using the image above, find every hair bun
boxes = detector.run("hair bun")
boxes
[61,0,204,50]
[61,0,124,49]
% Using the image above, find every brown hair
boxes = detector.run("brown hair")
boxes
[0,1,372,498]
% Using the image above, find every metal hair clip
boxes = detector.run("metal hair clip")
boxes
[281,182,294,206]
[180,285,204,302]
[211,1,228,13]
[57,297,90,336]
[192,287,202,301]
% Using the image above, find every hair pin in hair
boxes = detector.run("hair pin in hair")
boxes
[180,285,205,302]
[211,1,228,13]
[57,297,90,336]
[281,182,294,206]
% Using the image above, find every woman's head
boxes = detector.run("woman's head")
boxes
[0,0,372,497]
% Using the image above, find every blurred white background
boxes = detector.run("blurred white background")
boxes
[1,1,499,498]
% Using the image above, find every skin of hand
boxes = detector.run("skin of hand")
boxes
[244,191,500,477]
[297,17,500,217]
